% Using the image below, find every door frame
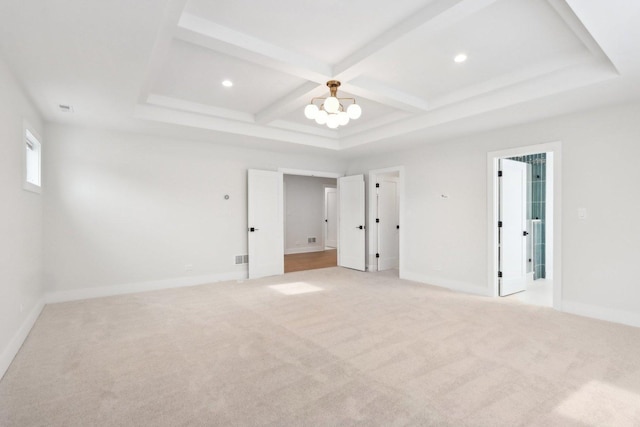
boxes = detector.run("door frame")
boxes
[278,168,342,257]
[368,166,405,274]
[487,142,562,310]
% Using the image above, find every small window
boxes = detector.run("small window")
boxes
[24,124,42,193]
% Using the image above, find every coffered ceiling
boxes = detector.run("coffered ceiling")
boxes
[1,0,639,157]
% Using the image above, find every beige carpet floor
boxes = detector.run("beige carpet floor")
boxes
[2,267,640,426]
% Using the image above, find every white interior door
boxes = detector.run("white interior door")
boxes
[499,159,528,296]
[325,187,337,248]
[248,169,284,279]
[377,177,399,271]
[338,175,365,271]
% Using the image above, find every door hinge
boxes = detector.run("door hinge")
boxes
[498,271,503,278]
[498,170,503,177]
[498,221,503,228]
[376,253,380,258]
[376,218,380,223]
[376,183,380,188]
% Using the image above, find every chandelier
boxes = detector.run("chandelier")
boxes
[303,80,362,129]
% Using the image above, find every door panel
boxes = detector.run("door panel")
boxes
[377,178,399,271]
[248,169,284,279]
[325,188,337,248]
[499,159,528,296]
[338,175,365,271]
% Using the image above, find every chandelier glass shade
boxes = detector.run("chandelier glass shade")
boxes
[304,80,361,129]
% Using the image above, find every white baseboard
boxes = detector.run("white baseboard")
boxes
[401,271,490,297]
[45,271,246,304]
[562,301,640,328]
[284,247,324,255]
[0,298,45,381]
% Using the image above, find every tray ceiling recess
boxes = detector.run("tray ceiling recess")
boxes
[134,0,618,151]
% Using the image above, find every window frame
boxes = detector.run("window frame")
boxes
[23,120,42,194]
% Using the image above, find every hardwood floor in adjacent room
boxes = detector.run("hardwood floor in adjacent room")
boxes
[284,249,337,273]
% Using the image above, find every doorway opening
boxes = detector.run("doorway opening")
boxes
[488,142,562,310]
[368,167,404,276]
[248,168,366,279]
[283,173,338,273]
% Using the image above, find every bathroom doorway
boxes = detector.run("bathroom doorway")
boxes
[488,142,562,309]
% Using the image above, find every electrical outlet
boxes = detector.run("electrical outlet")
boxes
[19,304,24,313]
[185,264,193,272]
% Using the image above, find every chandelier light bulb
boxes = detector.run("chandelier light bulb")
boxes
[347,103,362,120]
[326,114,340,129]
[315,110,328,125]
[304,80,361,127]
[304,104,319,119]
[324,96,340,114]
[337,111,350,126]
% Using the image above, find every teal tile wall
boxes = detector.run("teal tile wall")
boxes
[508,153,546,279]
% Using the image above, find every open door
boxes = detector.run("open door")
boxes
[377,176,399,271]
[338,175,365,271]
[248,169,284,279]
[499,159,528,296]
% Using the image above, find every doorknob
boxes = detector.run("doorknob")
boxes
[523,231,529,236]
[249,227,259,232]
[356,225,364,230]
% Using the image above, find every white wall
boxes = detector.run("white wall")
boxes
[284,175,336,254]
[347,102,640,327]
[43,125,346,300]
[0,55,45,378]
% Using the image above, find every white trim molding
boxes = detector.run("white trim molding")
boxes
[0,298,45,380]
[45,271,246,304]
[401,270,489,297]
[562,301,640,329]
[284,247,325,255]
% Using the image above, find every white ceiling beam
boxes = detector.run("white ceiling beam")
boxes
[147,94,254,123]
[254,82,324,124]
[427,51,595,109]
[337,111,412,138]
[547,0,617,71]
[172,0,501,129]
[134,104,340,150]
[344,77,430,113]
[138,0,189,103]
[176,13,332,84]
[339,59,619,150]
[333,0,500,82]
[268,120,339,138]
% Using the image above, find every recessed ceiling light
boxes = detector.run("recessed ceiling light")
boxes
[454,53,468,63]
[222,80,233,87]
